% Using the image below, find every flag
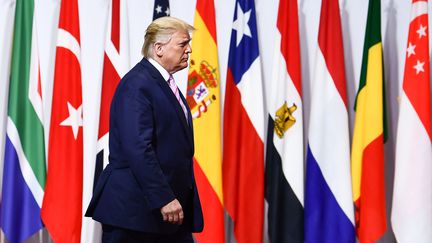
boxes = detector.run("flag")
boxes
[351,0,387,242]
[264,0,304,242]
[223,0,265,242]
[304,0,355,242]
[153,0,170,20]
[391,0,432,242]
[41,0,83,241]
[186,0,224,242]
[82,0,130,242]
[0,0,46,242]
[0,0,16,224]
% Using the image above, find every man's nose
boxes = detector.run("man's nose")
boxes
[186,44,192,54]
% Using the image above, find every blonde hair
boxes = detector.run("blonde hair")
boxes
[142,17,195,58]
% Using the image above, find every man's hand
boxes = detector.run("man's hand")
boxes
[160,199,184,225]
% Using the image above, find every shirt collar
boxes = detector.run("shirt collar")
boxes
[148,58,170,82]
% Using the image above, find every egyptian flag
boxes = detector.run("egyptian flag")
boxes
[186,0,225,242]
[41,0,84,241]
[392,0,432,242]
[0,0,46,241]
[265,0,304,242]
[304,0,355,242]
[223,0,265,242]
[351,0,387,242]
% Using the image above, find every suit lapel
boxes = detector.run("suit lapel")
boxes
[179,91,194,153]
[178,90,194,137]
[141,59,194,146]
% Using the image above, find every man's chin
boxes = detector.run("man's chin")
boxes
[173,64,188,73]
[180,62,189,69]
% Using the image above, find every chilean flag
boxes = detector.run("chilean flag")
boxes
[222,0,265,243]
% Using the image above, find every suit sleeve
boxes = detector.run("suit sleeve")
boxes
[114,83,175,210]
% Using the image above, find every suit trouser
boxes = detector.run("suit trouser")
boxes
[102,224,194,243]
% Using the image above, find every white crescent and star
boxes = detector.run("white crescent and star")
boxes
[60,102,83,140]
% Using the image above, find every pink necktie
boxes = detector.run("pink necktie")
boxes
[168,75,188,122]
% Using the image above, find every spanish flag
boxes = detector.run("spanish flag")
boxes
[186,0,225,242]
[351,0,387,242]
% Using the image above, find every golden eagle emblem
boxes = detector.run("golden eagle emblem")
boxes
[274,102,297,138]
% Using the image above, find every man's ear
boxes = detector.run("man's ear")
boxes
[154,42,163,57]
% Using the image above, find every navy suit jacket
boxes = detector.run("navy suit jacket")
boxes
[85,58,204,234]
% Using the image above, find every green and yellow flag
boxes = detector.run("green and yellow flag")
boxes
[351,0,387,242]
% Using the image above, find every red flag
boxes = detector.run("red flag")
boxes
[41,0,83,241]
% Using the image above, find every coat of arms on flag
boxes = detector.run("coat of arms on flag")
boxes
[186,59,219,119]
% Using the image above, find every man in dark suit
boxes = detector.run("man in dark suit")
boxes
[85,16,203,243]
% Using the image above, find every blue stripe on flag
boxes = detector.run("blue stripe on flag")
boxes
[305,145,355,243]
[1,135,43,243]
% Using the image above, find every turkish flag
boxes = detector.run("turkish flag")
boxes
[41,0,83,242]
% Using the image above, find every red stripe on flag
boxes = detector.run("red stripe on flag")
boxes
[111,0,120,51]
[98,53,120,138]
[193,159,225,243]
[196,0,217,43]
[223,70,264,243]
[355,134,387,243]
[98,0,122,139]
[277,0,302,95]
[37,64,42,98]
[317,0,348,107]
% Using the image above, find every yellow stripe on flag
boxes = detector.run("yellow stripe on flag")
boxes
[351,42,384,201]
[189,12,223,204]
